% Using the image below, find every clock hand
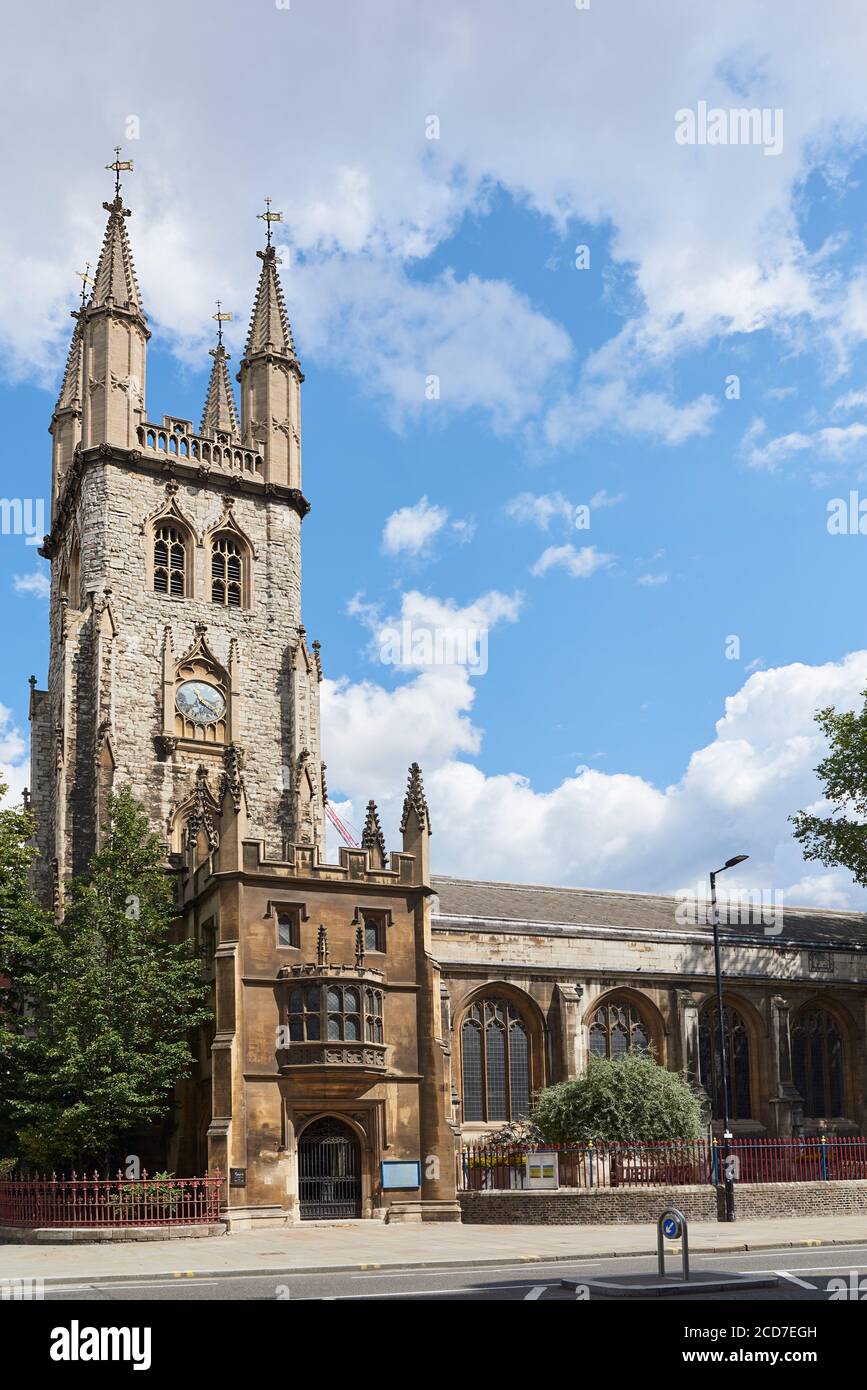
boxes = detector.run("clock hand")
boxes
[197,691,222,714]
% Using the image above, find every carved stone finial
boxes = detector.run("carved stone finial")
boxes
[400,762,432,835]
[317,924,329,966]
[361,799,386,861]
[355,925,365,968]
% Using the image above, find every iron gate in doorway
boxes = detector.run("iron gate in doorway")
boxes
[298,1116,362,1219]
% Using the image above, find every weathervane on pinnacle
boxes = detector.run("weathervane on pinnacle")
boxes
[105,146,134,201]
[257,196,283,249]
[212,300,233,349]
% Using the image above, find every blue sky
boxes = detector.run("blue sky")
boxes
[3,0,867,908]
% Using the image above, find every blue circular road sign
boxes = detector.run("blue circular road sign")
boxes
[662,1216,681,1239]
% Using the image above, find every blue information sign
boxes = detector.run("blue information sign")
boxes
[381,1160,421,1190]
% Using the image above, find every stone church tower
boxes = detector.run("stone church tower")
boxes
[28,164,460,1226]
[30,167,325,909]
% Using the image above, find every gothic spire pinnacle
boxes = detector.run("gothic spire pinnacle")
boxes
[54,314,84,414]
[243,204,297,361]
[400,763,432,835]
[89,150,144,316]
[200,303,239,437]
[361,799,386,861]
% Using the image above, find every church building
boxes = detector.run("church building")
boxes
[27,165,867,1228]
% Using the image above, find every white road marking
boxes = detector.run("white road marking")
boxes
[524,1285,547,1300]
[755,1263,867,1275]
[349,1261,600,1280]
[775,1270,817,1290]
[299,1281,554,1300]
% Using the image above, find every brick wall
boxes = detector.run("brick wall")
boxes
[459,1180,867,1225]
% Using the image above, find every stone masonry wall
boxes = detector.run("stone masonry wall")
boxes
[34,455,323,886]
[459,1181,867,1224]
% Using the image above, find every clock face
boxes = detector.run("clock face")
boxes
[176,680,226,727]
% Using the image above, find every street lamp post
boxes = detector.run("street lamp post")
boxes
[709,853,749,1224]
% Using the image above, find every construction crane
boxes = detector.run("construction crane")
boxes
[325,802,360,848]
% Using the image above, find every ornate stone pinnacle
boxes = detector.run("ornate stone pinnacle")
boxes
[361,799,386,860]
[400,762,432,835]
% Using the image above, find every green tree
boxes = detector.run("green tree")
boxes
[791,691,867,884]
[0,783,47,1164]
[531,1053,705,1143]
[4,789,210,1170]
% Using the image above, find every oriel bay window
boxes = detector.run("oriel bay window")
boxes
[461,998,530,1123]
[285,982,384,1045]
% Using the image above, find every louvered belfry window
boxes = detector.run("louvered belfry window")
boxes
[153,525,186,596]
[211,534,243,607]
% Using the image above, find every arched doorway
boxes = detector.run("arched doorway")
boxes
[298,1117,362,1220]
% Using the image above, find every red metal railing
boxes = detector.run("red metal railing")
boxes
[458,1137,867,1191]
[0,1170,223,1228]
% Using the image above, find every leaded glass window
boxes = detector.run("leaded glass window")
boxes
[698,1004,752,1120]
[587,999,650,1060]
[284,982,381,1048]
[364,988,383,1043]
[792,1008,844,1118]
[460,998,531,1122]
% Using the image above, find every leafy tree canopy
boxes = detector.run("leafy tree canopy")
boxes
[531,1053,706,1143]
[2,788,210,1170]
[791,692,867,885]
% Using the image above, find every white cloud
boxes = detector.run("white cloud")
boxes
[382,496,448,556]
[544,379,718,448]
[531,543,615,579]
[8,2,867,434]
[590,489,625,509]
[742,419,867,470]
[832,386,867,414]
[13,569,50,599]
[321,644,867,909]
[505,492,575,531]
[0,701,28,805]
[637,572,669,586]
[350,586,522,677]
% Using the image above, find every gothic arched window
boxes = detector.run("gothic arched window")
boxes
[698,1003,752,1121]
[461,998,530,1123]
[153,524,188,597]
[327,985,362,1042]
[792,1008,844,1118]
[211,533,246,608]
[364,988,383,1043]
[588,998,650,1060]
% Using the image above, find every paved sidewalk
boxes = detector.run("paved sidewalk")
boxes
[2,1214,866,1286]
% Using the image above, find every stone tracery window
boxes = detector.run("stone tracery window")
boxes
[698,1003,752,1121]
[284,982,383,1046]
[211,533,246,607]
[153,524,188,596]
[792,1007,844,1118]
[587,998,650,1060]
[461,997,530,1123]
